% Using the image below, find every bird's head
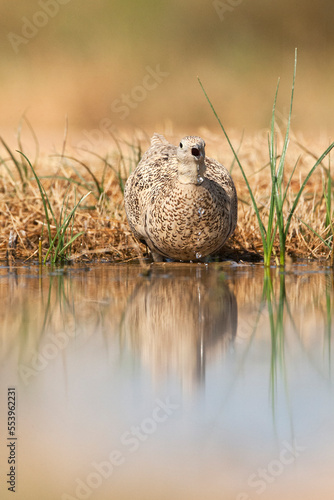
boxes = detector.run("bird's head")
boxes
[177,136,206,185]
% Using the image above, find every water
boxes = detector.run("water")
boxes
[0,262,333,500]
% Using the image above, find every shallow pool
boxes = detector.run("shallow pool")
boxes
[0,262,333,499]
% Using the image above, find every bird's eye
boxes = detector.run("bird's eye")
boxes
[179,142,183,148]
[192,147,200,157]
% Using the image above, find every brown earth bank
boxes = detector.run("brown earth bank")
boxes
[0,127,333,265]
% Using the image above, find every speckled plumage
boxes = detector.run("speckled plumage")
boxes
[124,134,237,261]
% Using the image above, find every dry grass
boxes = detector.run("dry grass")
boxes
[0,127,333,264]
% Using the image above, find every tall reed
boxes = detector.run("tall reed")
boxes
[199,49,334,266]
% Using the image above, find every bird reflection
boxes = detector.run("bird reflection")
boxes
[122,264,237,387]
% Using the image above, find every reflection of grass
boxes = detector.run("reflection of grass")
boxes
[256,267,333,417]
[325,275,332,374]
[199,49,334,266]
[16,270,79,382]
[263,268,287,404]
[246,268,290,423]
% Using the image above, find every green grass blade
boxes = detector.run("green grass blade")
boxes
[324,155,332,230]
[76,148,126,195]
[262,80,281,265]
[276,48,297,186]
[68,189,77,258]
[298,217,332,249]
[44,228,61,263]
[58,185,70,228]
[198,77,268,253]
[230,130,244,174]
[38,175,90,190]
[58,232,85,256]
[46,191,91,263]
[2,137,26,187]
[18,150,90,264]
[57,155,103,196]
[51,154,100,198]
[282,155,300,206]
[0,156,16,183]
[17,151,55,244]
[266,218,279,267]
[295,141,331,174]
[52,187,71,262]
[269,80,280,176]
[17,115,40,177]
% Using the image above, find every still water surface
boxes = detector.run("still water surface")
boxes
[0,262,333,500]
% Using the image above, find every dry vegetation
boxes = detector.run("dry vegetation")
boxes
[0,127,333,264]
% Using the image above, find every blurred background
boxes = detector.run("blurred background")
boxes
[1,0,334,145]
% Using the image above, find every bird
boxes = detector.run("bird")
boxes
[124,134,237,262]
